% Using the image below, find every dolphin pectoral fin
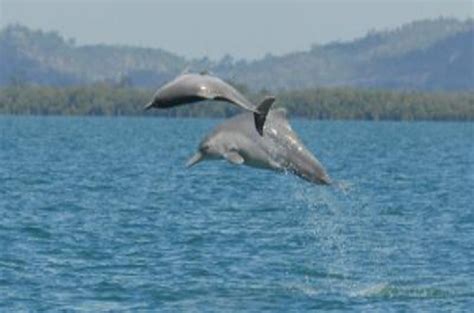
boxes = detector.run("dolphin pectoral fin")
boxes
[223,151,244,165]
[186,152,204,168]
[254,96,275,136]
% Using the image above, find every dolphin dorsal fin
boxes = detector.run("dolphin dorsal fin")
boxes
[254,96,275,136]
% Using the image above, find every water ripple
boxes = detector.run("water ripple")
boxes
[1,117,473,311]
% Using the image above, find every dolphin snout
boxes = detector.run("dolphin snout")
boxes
[144,100,155,110]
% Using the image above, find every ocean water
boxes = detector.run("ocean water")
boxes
[0,116,473,312]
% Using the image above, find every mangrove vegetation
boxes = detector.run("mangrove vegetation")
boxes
[1,84,472,121]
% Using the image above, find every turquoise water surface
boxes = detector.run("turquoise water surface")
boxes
[1,116,473,312]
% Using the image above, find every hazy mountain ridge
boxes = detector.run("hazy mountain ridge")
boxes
[215,18,473,90]
[1,18,473,90]
[359,28,474,90]
[0,25,186,86]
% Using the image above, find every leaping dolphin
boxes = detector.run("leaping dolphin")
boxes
[186,99,331,185]
[145,72,272,135]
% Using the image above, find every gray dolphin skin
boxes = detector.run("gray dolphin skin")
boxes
[186,99,331,185]
[145,72,272,135]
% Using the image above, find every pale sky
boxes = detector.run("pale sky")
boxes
[0,0,472,60]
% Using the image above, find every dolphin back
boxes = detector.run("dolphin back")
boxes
[198,108,331,185]
[265,110,331,185]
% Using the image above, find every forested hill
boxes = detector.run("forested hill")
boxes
[220,18,474,91]
[1,18,473,91]
[0,25,186,86]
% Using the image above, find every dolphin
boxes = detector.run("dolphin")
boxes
[186,99,331,185]
[145,72,272,135]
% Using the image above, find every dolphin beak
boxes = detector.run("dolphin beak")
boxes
[186,152,204,168]
[144,100,154,110]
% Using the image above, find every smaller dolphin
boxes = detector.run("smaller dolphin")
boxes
[145,72,272,135]
[186,100,331,185]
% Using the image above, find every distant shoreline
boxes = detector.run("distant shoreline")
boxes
[2,114,473,122]
[1,114,473,123]
[1,85,473,121]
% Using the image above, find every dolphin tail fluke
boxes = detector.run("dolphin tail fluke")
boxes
[254,96,275,136]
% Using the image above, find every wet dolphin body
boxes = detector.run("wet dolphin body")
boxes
[145,73,272,135]
[186,102,331,185]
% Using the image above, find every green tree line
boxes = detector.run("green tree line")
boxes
[0,84,473,120]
